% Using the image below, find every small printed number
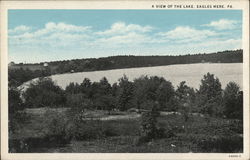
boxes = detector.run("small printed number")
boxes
[229,154,241,158]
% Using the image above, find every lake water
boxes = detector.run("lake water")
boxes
[19,63,243,91]
[50,63,243,89]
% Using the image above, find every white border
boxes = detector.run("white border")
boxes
[1,1,249,160]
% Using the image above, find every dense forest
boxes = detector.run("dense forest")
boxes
[9,49,243,87]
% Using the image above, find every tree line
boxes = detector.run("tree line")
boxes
[52,49,243,74]
[9,73,243,124]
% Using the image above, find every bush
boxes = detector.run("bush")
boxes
[140,111,158,140]
[139,102,177,144]
[69,114,119,140]
[43,110,72,143]
[139,104,165,143]
[23,77,66,108]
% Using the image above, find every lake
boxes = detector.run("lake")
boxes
[19,63,243,91]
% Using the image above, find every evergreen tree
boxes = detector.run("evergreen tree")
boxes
[156,81,175,110]
[80,78,92,98]
[197,73,223,116]
[199,72,222,100]
[117,75,134,111]
[223,82,243,120]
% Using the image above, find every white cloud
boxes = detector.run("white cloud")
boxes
[9,22,93,47]
[45,22,91,33]
[8,21,242,63]
[9,21,158,49]
[9,25,31,34]
[159,26,217,43]
[96,32,151,48]
[203,19,238,30]
[96,22,153,36]
[10,22,91,39]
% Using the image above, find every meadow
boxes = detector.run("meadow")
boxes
[10,108,243,153]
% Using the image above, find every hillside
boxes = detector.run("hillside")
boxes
[10,50,242,72]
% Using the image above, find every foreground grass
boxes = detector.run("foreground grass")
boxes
[9,108,243,153]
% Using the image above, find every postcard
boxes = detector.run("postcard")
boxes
[1,0,249,160]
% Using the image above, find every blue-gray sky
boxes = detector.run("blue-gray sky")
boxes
[8,10,242,63]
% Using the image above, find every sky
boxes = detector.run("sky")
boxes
[8,10,242,63]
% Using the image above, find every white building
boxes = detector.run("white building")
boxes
[43,63,48,67]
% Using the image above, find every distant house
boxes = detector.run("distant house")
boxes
[201,60,205,63]
[43,63,48,67]
[8,62,15,66]
[71,70,74,73]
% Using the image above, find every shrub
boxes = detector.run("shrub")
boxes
[140,111,158,140]
[43,110,72,143]
[69,114,119,141]
[23,77,66,108]
[139,104,162,142]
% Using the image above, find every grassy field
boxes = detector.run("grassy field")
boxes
[9,108,243,153]
[19,63,242,92]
